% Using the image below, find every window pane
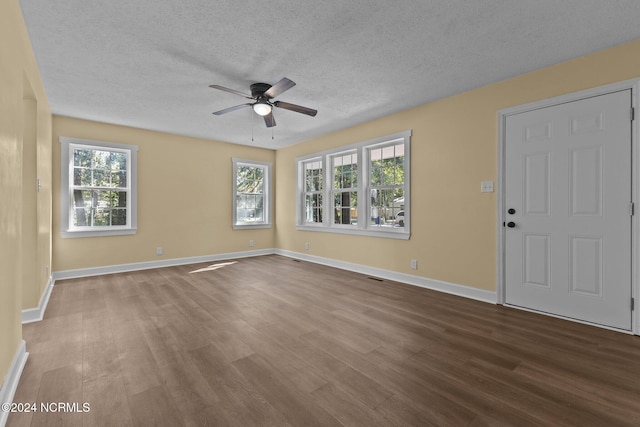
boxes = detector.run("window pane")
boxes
[313,173,322,191]
[246,194,256,209]
[106,191,127,208]
[92,169,109,187]
[237,166,264,195]
[305,193,323,223]
[382,158,395,185]
[370,144,404,187]
[236,194,246,209]
[74,149,92,167]
[254,195,264,221]
[305,162,322,191]
[93,150,110,169]
[73,207,91,227]
[110,152,127,170]
[93,209,111,226]
[334,191,357,225]
[236,189,266,224]
[73,168,91,186]
[111,171,127,188]
[370,188,404,227]
[112,209,127,225]
[333,152,357,190]
[237,166,250,188]
[73,190,93,209]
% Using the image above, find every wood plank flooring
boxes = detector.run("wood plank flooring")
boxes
[7,254,640,426]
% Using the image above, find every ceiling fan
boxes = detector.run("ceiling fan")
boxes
[209,77,317,128]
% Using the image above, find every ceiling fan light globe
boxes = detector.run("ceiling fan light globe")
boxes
[253,102,272,116]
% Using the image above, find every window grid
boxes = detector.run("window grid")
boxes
[368,143,405,228]
[332,152,358,226]
[70,145,131,229]
[303,159,323,224]
[233,159,272,229]
[60,136,138,238]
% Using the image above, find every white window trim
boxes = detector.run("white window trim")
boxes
[232,158,272,229]
[60,136,138,238]
[300,156,324,226]
[296,130,411,240]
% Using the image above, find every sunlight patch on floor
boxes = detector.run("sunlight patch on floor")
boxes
[189,261,237,274]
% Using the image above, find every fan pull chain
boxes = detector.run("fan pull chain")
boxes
[251,109,255,142]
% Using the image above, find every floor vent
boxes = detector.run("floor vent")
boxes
[367,276,384,282]
[292,259,302,262]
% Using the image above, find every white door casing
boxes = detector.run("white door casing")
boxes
[500,87,635,331]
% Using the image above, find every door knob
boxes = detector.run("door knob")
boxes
[508,208,516,214]
[507,221,516,228]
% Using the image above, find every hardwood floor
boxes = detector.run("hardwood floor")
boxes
[7,254,640,426]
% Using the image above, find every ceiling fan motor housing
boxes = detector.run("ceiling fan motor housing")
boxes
[251,83,272,99]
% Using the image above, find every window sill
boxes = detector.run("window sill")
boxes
[233,223,272,230]
[62,228,137,238]
[296,224,410,240]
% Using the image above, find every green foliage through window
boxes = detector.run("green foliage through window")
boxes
[233,160,271,227]
[71,147,130,227]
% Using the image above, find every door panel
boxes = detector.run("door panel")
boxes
[505,90,632,330]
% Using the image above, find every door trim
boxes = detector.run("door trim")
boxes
[497,78,640,335]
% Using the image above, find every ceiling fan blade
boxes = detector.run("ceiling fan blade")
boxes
[273,101,317,117]
[209,85,254,100]
[212,103,252,115]
[264,78,296,99]
[263,112,276,128]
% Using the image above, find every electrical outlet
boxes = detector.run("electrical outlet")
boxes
[481,180,494,193]
[304,242,310,250]
[156,247,163,256]
[249,240,254,247]
[410,259,417,270]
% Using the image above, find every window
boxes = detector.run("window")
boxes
[296,130,411,239]
[60,137,138,238]
[233,158,272,229]
[368,142,405,229]
[302,159,323,224]
[332,151,358,226]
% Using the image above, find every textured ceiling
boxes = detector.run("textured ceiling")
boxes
[18,0,640,149]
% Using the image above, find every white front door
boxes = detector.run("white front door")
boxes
[505,90,633,330]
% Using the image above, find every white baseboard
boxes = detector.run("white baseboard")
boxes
[275,249,497,304]
[22,276,54,324]
[0,340,28,427]
[52,249,276,280]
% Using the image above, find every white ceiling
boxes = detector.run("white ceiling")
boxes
[18,0,640,149]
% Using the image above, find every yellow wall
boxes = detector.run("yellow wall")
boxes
[1,0,52,386]
[52,117,275,271]
[276,39,640,292]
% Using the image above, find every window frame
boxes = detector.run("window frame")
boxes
[232,158,272,229]
[330,150,359,228]
[60,136,138,238]
[301,157,324,226]
[296,130,411,239]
